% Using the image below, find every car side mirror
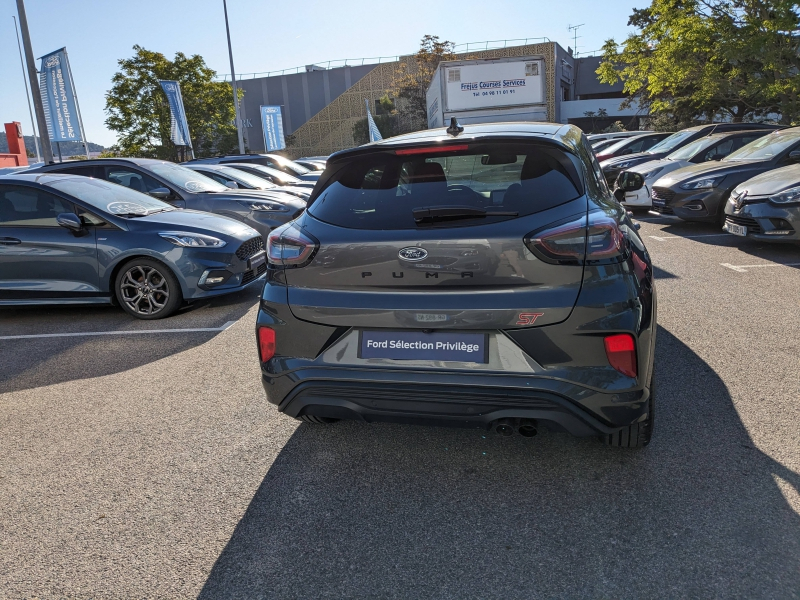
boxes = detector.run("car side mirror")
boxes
[224,180,239,189]
[56,212,83,232]
[613,188,626,203]
[148,187,171,200]
[788,150,800,163]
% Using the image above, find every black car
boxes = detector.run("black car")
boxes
[650,127,800,223]
[186,153,320,182]
[593,132,672,163]
[256,122,657,447]
[29,158,305,240]
[599,123,781,187]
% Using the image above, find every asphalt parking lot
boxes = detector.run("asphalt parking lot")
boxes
[1,216,799,599]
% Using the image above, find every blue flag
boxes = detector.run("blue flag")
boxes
[159,81,192,148]
[39,48,83,142]
[365,99,382,142]
[260,106,286,151]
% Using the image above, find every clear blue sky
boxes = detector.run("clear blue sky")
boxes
[0,0,645,148]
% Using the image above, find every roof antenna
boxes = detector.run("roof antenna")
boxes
[446,117,464,137]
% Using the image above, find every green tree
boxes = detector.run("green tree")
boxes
[391,35,456,131]
[597,0,799,124]
[105,45,241,160]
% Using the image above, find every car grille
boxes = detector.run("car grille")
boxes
[725,215,761,234]
[236,236,265,260]
[651,187,675,204]
[242,262,267,285]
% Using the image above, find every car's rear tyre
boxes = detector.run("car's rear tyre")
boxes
[114,258,182,320]
[604,378,655,448]
[298,415,339,424]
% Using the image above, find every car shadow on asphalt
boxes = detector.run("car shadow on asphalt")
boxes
[198,327,800,598]
[0,286,260,395]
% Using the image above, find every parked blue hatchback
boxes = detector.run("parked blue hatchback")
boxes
[0,173,268,319]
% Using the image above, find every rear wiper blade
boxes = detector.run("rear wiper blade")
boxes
[413,205,518,224]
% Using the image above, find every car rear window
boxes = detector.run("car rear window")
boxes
[308,143,583,229]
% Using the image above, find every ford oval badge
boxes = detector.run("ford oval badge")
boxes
[398,247,428,261]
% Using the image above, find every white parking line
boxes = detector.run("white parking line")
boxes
[0,320,238,341]
[649,234,732,241]
[720,262,800,273]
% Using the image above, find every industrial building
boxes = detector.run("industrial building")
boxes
[231,40,645,158]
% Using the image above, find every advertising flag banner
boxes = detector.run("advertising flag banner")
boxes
[365,98,382,142]
[260,106,286,151]
[159,81,193,148]
[39,48,83,142]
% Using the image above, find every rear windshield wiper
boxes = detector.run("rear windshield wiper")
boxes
[413,205,518,225]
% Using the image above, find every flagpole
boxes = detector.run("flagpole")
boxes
[12,16,40,163]
[223,0,245,154]
[15,0,53,163]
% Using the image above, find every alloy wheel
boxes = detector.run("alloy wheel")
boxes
[119,265,171,316]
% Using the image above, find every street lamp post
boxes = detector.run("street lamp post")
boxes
[15,0,53,164]
[223,0,246,155]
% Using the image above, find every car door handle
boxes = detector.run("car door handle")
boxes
[0,237,21,245]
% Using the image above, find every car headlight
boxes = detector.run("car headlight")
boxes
[236,200,289,212]
[680,176,724,190]
[643,167,664,180]
[158,232,227,248]
[768,186,800,205]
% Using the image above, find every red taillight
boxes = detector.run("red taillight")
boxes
[604,334,637,378]
[595,154,610,162]
[586,215,625,259]
[267,223,318,267]
[257,327,276,362]
[525,213,624,264]
[395,144,469,155]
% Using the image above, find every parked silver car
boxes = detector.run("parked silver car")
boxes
[724,164,800,243]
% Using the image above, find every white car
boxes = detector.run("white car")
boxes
[616,130,771,210]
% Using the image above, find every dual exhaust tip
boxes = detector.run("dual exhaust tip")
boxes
[493,418,537,438]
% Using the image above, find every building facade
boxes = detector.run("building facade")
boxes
[234,42,642,158]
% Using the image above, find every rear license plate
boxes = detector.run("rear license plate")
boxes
[414,263,442,269]
[359,330,488,363]
[415,313,448,323]
[726,223,747,236]
[249,252,266,270]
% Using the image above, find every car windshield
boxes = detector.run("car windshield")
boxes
[268,154,310,176]
[147,162,228,193]
[232,164,301,184]
[46,176,174,215]
[309,143,582,230]
[600,137,637,154]
[647,130,696,154]
[667,137,718,160]
[214,165,276,189]
[724,129,800,162]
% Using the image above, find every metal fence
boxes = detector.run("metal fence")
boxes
[214,37,552,81]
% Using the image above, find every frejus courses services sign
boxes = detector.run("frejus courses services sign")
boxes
[39,48,83,143]
[260,106,286,151]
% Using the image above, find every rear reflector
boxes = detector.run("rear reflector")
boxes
[257,327,276,362]
[604,334,637,378]
[395,145,469,156]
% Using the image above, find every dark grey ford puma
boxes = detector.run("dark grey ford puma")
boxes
[256,123,657,447]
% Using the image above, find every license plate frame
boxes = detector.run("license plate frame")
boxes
[249,251,266,270]
[726,223,747,237]
[358,330,489,363]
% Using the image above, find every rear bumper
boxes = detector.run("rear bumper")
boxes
[261,367,652,436]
